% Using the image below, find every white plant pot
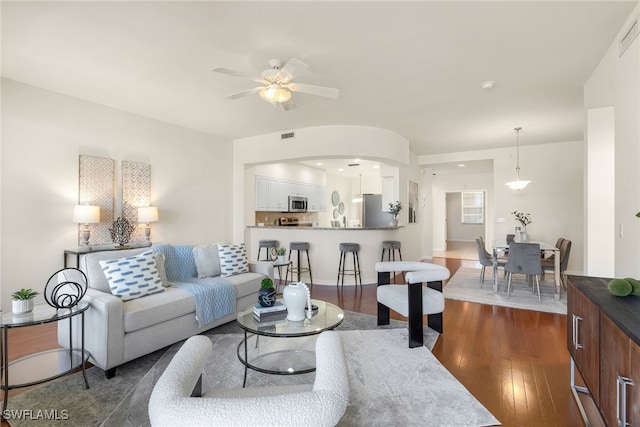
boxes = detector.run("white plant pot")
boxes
[277,255,285,264]
[12,299,33,314]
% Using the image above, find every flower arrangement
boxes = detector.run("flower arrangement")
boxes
[276,247,286,256]
[388,201,402,218]
[511,211,532,228]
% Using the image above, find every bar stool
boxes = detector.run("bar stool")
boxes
[337,242,362,287]
[381,241,403,283]
[286,241,313,288]
[381,240,402,262]
[257,239,278,261]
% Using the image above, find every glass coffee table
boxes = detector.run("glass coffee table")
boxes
[236,299,343,386]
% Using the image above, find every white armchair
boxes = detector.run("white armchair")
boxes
[148,331,349,427]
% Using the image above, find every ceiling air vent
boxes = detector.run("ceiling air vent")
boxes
[620,16,639,57]
[280,132,295,140]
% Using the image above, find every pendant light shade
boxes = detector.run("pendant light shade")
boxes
[505,127,531,190]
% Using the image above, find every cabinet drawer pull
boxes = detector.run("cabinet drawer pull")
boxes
[617,375,634,427]
[572,314,583,350]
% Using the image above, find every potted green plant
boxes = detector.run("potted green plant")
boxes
[388,201,402,226]
[258,277,276,307]
[276,247,286,264]
[11,288,39,314]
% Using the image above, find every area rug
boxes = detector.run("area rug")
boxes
[105,329,499,427]
[5,311,444,427]
[444,267,567,314]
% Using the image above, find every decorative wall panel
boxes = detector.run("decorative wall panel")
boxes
[122,160,151,243]
[79,155,114,245]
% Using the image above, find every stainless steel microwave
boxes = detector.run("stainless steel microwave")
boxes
[288,196,308,212]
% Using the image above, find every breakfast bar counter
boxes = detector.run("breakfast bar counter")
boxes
[246,225,417,286]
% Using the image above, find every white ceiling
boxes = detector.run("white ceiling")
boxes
[1,1,636,156]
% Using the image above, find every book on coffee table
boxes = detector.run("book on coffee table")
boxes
[253,301,286,317]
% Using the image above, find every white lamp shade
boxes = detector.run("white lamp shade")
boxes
[138,206,159,223]
[73,205,100,224]
[505,180,531,190]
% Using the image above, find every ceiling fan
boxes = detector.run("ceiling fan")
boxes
[212,58,339,110]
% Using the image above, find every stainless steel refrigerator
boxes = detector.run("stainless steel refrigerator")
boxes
[363,194,393,227]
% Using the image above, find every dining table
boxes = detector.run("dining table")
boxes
[492,241,562,300]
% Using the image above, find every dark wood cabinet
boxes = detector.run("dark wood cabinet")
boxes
[568,275,640,427]
[599,314,635,427]
[567,281,600,405]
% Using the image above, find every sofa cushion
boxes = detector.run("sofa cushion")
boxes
[155,252,170,287]
[193,244,221,278]
[218,243,249,277]
[222,272,263,299]
[123,286,195,333]
[99,251,165,301]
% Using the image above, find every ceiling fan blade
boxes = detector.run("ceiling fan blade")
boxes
[281,102,298,112]
[277,58,308,82]
[224,87,262,100]
[211,67,264,83]
[287,82,339,99]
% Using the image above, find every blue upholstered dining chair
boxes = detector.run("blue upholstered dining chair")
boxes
[475,237,506,286]
[504,242,543,302]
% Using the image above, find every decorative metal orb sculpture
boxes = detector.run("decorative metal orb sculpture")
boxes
[44,268,88,309]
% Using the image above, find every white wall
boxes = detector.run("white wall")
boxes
[586,107,615,277]
[1,79,231,310]
[431,172,493,253]
[422,140,584,274]
[446,192,485,242]
[584,3,640,278]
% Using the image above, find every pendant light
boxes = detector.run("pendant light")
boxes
[352,174,363,203]
[505,127,531,190]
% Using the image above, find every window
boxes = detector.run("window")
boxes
[461,191,484,224]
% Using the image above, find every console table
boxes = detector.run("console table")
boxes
[64,242,152,268]
[0,301,90,418]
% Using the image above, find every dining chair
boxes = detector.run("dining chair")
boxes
[504,242,543,302]
[475,237,506,286]
[542,239,571,291]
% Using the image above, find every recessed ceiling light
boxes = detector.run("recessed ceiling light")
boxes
[338,168,344,172]
[315,162,323,166]
[458,164,465,167]
[354,158,361,162]
[373,165,379,169]
[481,81,495,90]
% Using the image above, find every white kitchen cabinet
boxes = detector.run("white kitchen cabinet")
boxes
[306,184,326,212]
[255,176,270,210]
[255,176,288,211]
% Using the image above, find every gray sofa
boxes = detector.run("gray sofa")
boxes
[58,244,273,378]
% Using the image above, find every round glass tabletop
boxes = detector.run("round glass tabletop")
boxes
[237,299,344,337]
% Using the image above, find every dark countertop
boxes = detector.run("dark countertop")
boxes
[568,275,640,346]
[247,225,402,230]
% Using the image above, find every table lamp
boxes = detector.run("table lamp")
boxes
[138,206,159,242]
[73,205,100,246]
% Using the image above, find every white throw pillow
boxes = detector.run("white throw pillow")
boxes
[99,251,165,301]
[153,252,171,287]
[193,244,222,278]
[217,243,249,277]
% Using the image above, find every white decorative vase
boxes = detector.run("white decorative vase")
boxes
[390,217,398,227]
[12,299,33,315]
[277,255,285,264]
[282,282,310,321]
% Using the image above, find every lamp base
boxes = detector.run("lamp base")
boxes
[79,225,91,246]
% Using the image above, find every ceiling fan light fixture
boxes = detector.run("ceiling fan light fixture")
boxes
[259,84,291,104]
[505,127,531,191]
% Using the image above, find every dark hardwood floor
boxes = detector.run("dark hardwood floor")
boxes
[1,257,581,426]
